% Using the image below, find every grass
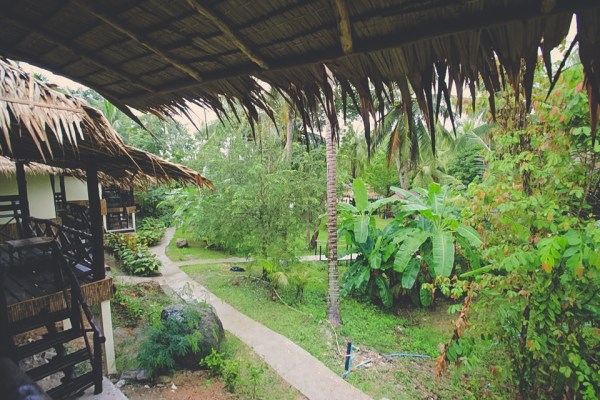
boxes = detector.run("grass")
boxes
[221,333,302,399]
[166,226,231,261]
[181,261,494,399]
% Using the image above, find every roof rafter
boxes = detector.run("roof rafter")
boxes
[74,0,204,82]
[185,0,269,69]
[1,13,155,94]
[331,0,353,54]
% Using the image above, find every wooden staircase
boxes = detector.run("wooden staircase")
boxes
[5,241,105,399]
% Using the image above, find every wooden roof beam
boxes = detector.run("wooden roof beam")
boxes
[1,13,155,94]
[332,0,353,54]
[74,1,203,82]
[185,0,269,69]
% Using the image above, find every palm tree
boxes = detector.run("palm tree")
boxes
[324,70,342,327]
[371,101,426,189]
[338,124,368,180]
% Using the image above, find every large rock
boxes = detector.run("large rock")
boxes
[160,303,224,369]
[175,238,189,248]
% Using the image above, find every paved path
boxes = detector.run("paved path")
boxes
[117,228,371,400]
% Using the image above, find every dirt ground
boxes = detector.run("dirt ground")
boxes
[120,370,233,400]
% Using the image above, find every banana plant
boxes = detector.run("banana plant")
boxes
[391,183,482,292]
[339,178,399,307]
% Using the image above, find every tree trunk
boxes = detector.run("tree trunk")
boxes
[285,105,294,162]
[324,90,342,327]
[395,158,409,189]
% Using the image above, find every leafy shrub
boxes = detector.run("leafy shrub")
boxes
[136,185,175,225]
[200,348,240,392]
[112,284,167,327]
[138,305,203,376]
[137,217,166,246]
[440,66,600,399]
[106,233,161,276]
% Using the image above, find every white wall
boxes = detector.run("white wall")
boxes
[0,174,56,223]
[64,176,89,201]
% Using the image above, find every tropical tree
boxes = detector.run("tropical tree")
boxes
[324,77,342,326]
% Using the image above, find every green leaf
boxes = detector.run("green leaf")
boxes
[401,259,420,289]
[338,202,358,213]
[420,287,432,307]
[432,231,455,277]
[368,248,382,270]
[353,178,368,212]
[365,197,397,214]
[374,275,392,307]
[456,224,483,248]
[401,203,429,212]
[354,215,370,243]
[393,231,429,272]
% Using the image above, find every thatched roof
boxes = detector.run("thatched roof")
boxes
[0,58,212,189]
[0,155,65,177]
[0,0,598,148]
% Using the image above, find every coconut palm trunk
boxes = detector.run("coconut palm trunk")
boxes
[285,104,294,162]
[324,90,342,327]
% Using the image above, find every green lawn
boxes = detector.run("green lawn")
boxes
[166,227,232,261]
[181,261,503,400]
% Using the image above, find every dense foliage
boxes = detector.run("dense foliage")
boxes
[442,65,600,399]
[137,217,167,246]
[106,233,161,276]
[171,121,327,258]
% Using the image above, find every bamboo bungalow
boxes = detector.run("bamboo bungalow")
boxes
[0,58,211,398]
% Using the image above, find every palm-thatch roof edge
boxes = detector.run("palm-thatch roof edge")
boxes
[0,0,598,148]
[0,58,213,190]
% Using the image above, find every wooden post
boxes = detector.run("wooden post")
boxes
[86,163,105,280]
[99,300,116,374]
[59,175,67,209]
[15,161,31,237]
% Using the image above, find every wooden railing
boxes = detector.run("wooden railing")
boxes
[0,195,24,240]
[51,240,105,395]
[29,217,94,277]
[59,202,92,233]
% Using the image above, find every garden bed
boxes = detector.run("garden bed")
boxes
[110,280,305,399]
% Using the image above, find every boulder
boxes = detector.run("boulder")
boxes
[160,303,224,369]
[175,238,189,248]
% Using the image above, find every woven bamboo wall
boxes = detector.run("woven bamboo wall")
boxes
[7,277,113,323]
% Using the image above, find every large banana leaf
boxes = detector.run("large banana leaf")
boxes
[353,178,368,212]
[401,259,420,288]
[393,231,430,272]
[432,231,455,277]
[354,215,370,243]
[365,197,397,213]
[374,275,392,307]
[456,224,483,247]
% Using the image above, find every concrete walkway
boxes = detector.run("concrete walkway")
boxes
[118,228,371,400]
